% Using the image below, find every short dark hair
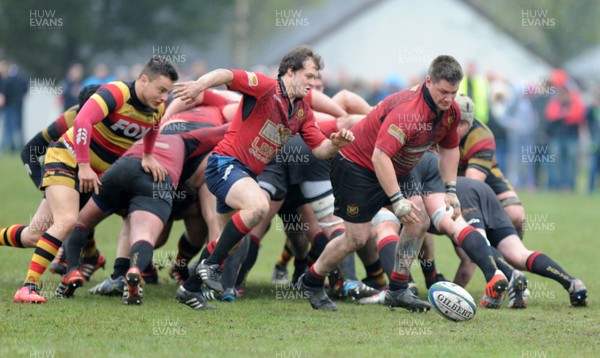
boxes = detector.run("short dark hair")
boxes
[78,84,102,109]
[140,56,179,81]
[277,45,324,77]
[428,55,463,84]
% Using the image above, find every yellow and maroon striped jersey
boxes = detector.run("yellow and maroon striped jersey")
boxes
[41,105,78,144]
[63,81,164,174]
[458,119,498,176]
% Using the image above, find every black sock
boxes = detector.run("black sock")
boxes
[182,271,203,292]
[175,234,201,270]
[222,234,250,290]
[65,226,88,271]
[206,213,250,265]
[420,255,437,280]
[303,265,325,288]
[491,247,514,278]
[235,235,260,287]
[340,254,358,281]
[526,252,573,289]
[377,235,398,280]
[112,258,130,279]
[458,226,497,282]
[130,241,154,272]
[308,232,329,263]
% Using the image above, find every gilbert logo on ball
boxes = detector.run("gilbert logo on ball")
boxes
[428,282,476,322]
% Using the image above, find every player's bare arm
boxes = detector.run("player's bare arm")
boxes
[172,69,234,105]
[438,145,461,218]
[372,148,420,223]
[310,128,354,160]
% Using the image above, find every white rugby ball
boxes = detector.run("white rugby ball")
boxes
[428,282,476,322]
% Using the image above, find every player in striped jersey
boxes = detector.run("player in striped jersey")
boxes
[12,56,178,303]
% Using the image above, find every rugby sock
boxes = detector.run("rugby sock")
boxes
[182,272,203,292]
[111,258,130,279]
[130,241,154,273]
[292,257,308,280]
[457,226,497,282]
[175,234,201,270]
[364,259,387,288]
[526,252,573,289]
[82,230,98,258]
[377,235,398,279]
[25,233,62,285]
[275,240,294,266]
[308,231,329,264]
[420,255,438,281]
[340,254,358,281]
[389,271,409,291]
[0,224,25,248]
[491,247,514,279]
[222,234,251,289]
[206,212,251,265]
[235,235,260,288]
[65,225,87,271]
[303,265,325,288]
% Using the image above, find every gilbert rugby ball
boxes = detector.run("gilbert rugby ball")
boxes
[428,282,476,322]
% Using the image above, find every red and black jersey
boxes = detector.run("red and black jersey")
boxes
[124,125,227,186]
[213,69,326,175]
[317,118,338,138]
[341,83,460,177]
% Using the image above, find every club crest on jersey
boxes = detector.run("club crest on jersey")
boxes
[297,109,304,119]
[259,119,293,146]
[346,204,359,217]
[447,115,454,125]
[388,124,407,145]
[246,71,258,87]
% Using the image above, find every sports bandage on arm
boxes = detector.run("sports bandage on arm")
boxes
[389,191,412,217]
[444,181,460,208]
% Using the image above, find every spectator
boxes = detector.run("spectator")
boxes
[587,84,600,193]
[1,62,29,154]
[501,84,539,191]
[60,63,84,111]
[488,75,511,173]
[82,63,115,87]
[459,62,490,124]
[544,69,586,192]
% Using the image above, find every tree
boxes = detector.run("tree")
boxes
[0,0,233,78]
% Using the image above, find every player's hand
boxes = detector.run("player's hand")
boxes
[393,198,421,224]
[142,154,167,182]
[330,128,354,148]
[78,162,101,195]
[444,192,461,220]
[172,81,205,105]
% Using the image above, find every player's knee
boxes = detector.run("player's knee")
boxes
[347,234,368,252]
[248,199,270,226]
[55,214,78,236]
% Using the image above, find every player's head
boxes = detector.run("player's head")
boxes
[425,55,463,111]
[455,94,475,138]
[278,45,324,99]
[77,84,101,110]
[137,56,179,109]
[313,72,324,93]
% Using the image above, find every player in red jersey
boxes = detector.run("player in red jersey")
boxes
[171,46,353,304]
[299,55,467,311]
[57,126,225,307]
[12,57,178,303]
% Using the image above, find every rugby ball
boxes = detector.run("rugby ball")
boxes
[428,282,476,322]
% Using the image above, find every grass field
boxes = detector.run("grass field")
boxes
[0,153,598,358]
